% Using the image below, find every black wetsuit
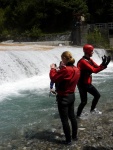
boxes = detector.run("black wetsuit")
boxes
[76,56,105,117]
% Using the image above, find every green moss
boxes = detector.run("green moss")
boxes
[86,28,110,49]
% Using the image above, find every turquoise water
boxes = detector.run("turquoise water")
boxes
[0,67,112,142]
[0,45,112,142]
[0,89,57,141]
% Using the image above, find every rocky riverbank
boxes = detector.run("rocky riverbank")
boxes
[0,101,113,150]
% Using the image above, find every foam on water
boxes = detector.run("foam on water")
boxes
[0,74,50,101]
[0,44,113,101]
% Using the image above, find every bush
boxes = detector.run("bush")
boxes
[87,28,110,49]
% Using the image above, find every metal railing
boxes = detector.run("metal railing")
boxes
[90,22,113,29]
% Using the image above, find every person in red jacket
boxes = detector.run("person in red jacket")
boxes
[76,44,111,118]
[49,51,80,145]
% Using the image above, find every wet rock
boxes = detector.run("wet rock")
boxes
[1,102,113,150]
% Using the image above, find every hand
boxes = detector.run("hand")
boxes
[50,88,53,92]
[50,63,56,69]
[101,55,107,66]
[105,56,111,66]
[50,90,57,95]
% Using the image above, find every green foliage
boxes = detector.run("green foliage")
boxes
[0,0,88,35]
[1,0,113,42]
[86,0,113,23]
[86,28,110,48]
[0,8,5,33]
[28,26,42,38]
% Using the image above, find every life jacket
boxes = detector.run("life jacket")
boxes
[50,65,80,96]
[77,56,105,84]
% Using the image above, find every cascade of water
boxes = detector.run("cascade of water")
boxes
[0,46,109,83]
[0,45,112,100]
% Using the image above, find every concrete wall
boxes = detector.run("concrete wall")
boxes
[110,38,113,47]
[71,25,88,46]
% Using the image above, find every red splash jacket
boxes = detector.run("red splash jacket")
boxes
[77,56,106,84]
[49,66,80,96]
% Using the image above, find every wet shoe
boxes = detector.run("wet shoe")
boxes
[76,112,89,119]
[90,108,102,114]
[76,115,81,119]
[72,137,78,141]
[62,140,72,145]
[76,114,81,119]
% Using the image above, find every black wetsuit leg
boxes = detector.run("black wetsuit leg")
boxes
[77,84,100,116]
[57,93,77,142]
[77,83,87,117]
[87,84,100,111]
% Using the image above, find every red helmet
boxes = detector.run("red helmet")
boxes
[83,44,94,54]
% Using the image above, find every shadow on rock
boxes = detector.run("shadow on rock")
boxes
[24,129,64,144]
[83,146,113,150]
[105,108,113,112]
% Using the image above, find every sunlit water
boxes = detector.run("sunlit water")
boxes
[0,44,113,142]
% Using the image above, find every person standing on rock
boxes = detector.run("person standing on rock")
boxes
[76,44,111,118]
[49,51,80,145]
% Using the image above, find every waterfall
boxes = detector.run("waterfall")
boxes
[0,44,112,100]
[0,46,108,83]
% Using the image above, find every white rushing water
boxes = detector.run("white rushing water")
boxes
[0,44,113,101]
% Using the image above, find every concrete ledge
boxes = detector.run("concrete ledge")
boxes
[19,41,71,46]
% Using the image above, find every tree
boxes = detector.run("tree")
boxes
[0,0,88,36]
[86,0,113,23]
